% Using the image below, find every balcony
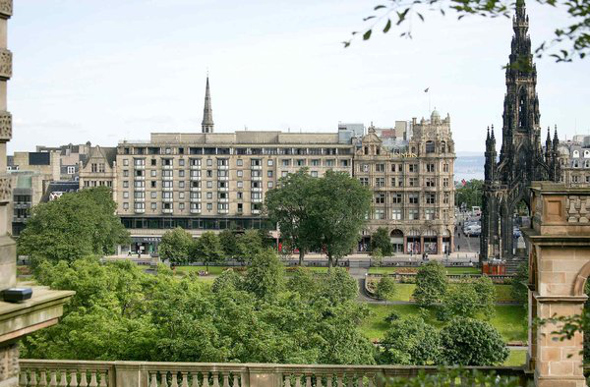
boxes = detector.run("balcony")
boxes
[218,208,229,214]
[252,197,263,203]
[251,165,262,170]
[251,175,262,181]
[218,198,229,203]
[162,197,173,203]
[162,208,173,214]
[134,197,145,202]
[217,176,229,181]
[190,197,201,202]
[162,165,173,170]
[162,176,173,181]
[134,187,145,191]
[190,164,201,170]
[190,208,201,214]
[190,187,201,192]
[218,165,229,170]
[218,186,229,191]
[251,187,262,192]
[190,175,201,181]
[252,209,261,214]
[162,186,173,192]
[134,164,145,170]
[134,176,145,181]
[134,208,145,214]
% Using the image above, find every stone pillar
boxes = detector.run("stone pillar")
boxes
[420,236,424,254]
[403,236,407,254]
[523,182,590,387]
[450,233,455,253]
[436,235,443,255]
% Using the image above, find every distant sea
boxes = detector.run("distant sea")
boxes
[455,152,484,182]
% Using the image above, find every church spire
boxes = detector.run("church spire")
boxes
[201,76,214,133]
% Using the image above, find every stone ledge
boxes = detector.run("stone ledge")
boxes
[0,0,12,19]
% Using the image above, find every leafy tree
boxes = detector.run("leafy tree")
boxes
[510,262,529,305]
[380,317,440,365]
[158,227,194,266]
[439,283,480,321]
[311,170,372,268]
[320,267,359,304]
[235,229,264,265]
[211,269,243,293]
[371,227,393,256]
[454,179,484,209]
[218,229,239,260]
[244,249,285,299]
[193,232,223,270]
[439,318,509,366]
[287,267,319,300]
[18,186,129,264]
[473,275,497,319]
[412,262,448,307]
[265,169,316,265]
[347,1,589,63]
[375,276,396,300]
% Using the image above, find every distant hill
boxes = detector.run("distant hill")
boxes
[455,152,484,182]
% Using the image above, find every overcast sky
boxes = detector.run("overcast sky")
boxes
[7,0,590,154]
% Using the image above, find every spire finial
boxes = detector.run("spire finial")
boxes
[201,75,214,133]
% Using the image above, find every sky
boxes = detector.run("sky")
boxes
[7,0,590,154]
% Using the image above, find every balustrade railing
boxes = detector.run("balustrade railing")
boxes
[19,361,531,387]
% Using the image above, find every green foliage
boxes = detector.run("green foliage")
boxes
[385,310,400,323]
[439,283,480,321]
[194,232,224,269]
[18,187,129,264]
[454,179,483,209]
[439,318,509,366]
[412,262,448,307]
[371,227,393,256]
[375,276,396,301]
[218,229,239,260]
[287,267,319,299]
[347,1,590,63]
[265,169,316,264]
[235,229,264,265]
[380,317,440,365]
[510,262,529,305]
[24,256,375,365]
[244,249,285,299]
[473,275,497,319]
[320,267,358,304]
[158,227,194,265]
[311,170,373,267]
[383,368,525,386]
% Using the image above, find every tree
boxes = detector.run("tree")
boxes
[218,229,239,261]
[211,269,243,293]
[235,229,264,265]
[311,170,372,268]
[265,169,316,265]
[473,275,497,319]
[510,262,529,305]
[287,267,319,300]
[347,1,589,63]
[412,261,448,307]
[439,318,509,366]
[371,227,393,256]
[439,283,480,321]
[18,186,129,264]
[320,267,359,304]
[244,249,285,299]
[454,179,483,209]
[193,232,223,270]
[380,317,440,365]
[158,227,194,266]
[375,276,396,300]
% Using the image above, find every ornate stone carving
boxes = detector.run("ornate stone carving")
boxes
[0,344,19,383]
[0,49,12,80]
[0,0,12,19]
[0,175,11,204]
[0,111,12,142]
[567,195,590,223]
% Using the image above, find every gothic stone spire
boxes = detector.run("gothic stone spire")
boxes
[201,76,214,133]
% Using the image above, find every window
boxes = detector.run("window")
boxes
[251,159,262,167]
[151,192,157,199]
[267,159,274,166]
[237,203,243,212]
[443,164,449,172]
[179,159,185,166]
[425,141,435,153]
[267,170,273,178]
[162,192,173,200]
[376,164,385,172]
[360,177,369,186]
[191,170,201,178]
[268,181,274,188]
[162,181,173,188]
[340,159,349,167]
[281,171,288,177]
[135,191,145,199]
[151,181,157,188]
[311,171,318,178]
[426,193,436,204]
[217,170,228,177]
[375,193,385,204]
[206,181,213,188]
[98,163,105,173]
[409,177,419,187]
[572,175,580,183]
[67,166,76,174]
[91,163,97,173]
[392,193,402,203]
[191,203,201,211]
[206,170,213,178]
[573,160,580,168]
[135,170,144,177]
[134,202,145,211]
[237,159,243,166]
[150,170,157,177]
[443,193,450,204]
[311,159,320,167]
[179,170,185,177]
[392,209,402,220]
[237,170,243,177]
[151,159,157,166]
[252,170,261,178]
[207,159,213,166]
[375,209,385,220]
[162,170,173,178]
[151,203,157,210]
[237,192,243,200]
[207,203,213,211]
[123,181,129,188]
[123,202,129,210]
[134,181,145,188]
[123,170,129,177]
[217,158,229,167]
[443,178,449,187]
[190,192,201,200]
[426,178,436,187]
[573,150,580,158]
[297,159,306,167]
[425,209,435,220]
[123,159,129,166]
[408,209,419,220]
[134,158,145,167]
[237,181,243,188]
[218,203,229,211]
[426,163,435,172]
[282,159,291,167]
[375,178,385,187]
[325,159,335,167]
[408,164,418,172]
[408,193,419,204]
[179,181,185,188]
[206,192,213,200]
[123,192,129,199]
[190,158,201,167]
[251,192,262,200]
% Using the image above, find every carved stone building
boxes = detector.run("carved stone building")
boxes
[480,0,560,260]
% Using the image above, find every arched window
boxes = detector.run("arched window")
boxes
[518,92,527,129]
[440,141,446,153]
[425,141,435,153]
[584,150,590,158]
[573,150,580,158]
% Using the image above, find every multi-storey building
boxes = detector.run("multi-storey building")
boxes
[355,112,455,254]
[36,143,93,180]
[78,145,117,192]
[557,138,590,186]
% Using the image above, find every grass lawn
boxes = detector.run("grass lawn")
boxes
[503,349,526,366]
[300,266,330,273]
[370,283,517,303]
[368,267,481,275]
[175,265,232,275]
[360,304,526,343]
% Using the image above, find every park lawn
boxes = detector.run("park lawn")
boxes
[378,283,516,303]
[503,349,526,366]
[494,284,514,303]
[175,265,231,275]
[301,266,330,273]
[360,304,526,343]
[368,267,480,275]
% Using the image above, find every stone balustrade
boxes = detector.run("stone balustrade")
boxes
[19,360,531,387]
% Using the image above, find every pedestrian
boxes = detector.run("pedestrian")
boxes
[457,245,461,251]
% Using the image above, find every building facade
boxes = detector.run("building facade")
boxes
[480,0,560,260]
[557,138,590,187]
[78,145,117,194]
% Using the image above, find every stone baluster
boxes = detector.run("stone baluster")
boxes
[190,372,199,387]
[212,372,219,387]
[39,371,47,387]
[170,373,178,387]
[149,373,157,387]
[316,375,322,387]
[222,374,229,387]
[79,371,87,387]
[180,372,188,387]
[346,375,353,387]
[294,375,301,387]
[202,373,209,387]
[30,371,37,387]
[19,371,27,387]
[49,371,58,387]
[88,372,98,387]
[69,371,77,387]
[325,374,332,387]
[305,376,311,387]
[335,375,343,387]
[160,373,168,387]
[98,372,107,387]
[231,374,239,387]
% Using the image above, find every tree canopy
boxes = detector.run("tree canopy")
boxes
[412,262,448,307]
[18,187,129,264]
[455,179,483,210]
[158,227,194,265]
[371,227,393,256]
